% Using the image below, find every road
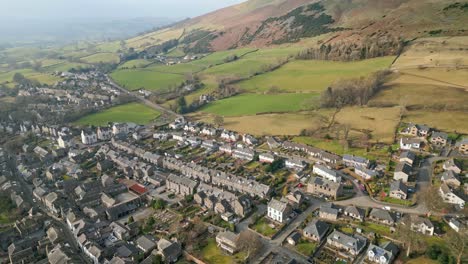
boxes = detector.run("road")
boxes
[237,198,326,264]
[107,76,181,119]
[6,155,91,264]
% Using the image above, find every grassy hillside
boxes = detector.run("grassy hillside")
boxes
[240,56,394,93]
[200,93,319,116]
[110,70,185,92]
[74,103,161,126]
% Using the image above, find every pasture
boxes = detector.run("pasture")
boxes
[74,103,161,126]
[239,56,395,93]
[403,110,468,134]
[0,69,61,86]
[195,111,331,136]
[110,69,185,91]
[81,52,120,64]
[200,93,319,116]
[118,59,153,69]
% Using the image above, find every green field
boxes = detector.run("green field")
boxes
[147,63,204,74]
[45,61,91,72]
[0,69,61,86]
[239,56,395,92]
[81,52,120,64]
[201,93,318,116]
[110,69,185,91]
[74,103,161,126]
[118,59,153,69]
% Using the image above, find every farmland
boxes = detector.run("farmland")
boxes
[74,103,161,126]
[200,93,319,116]
[80,52,120,64]
[110,69,185,91]
[0,69,61,86]
[239,56,395,93]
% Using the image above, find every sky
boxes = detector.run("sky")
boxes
[0,0,247,20]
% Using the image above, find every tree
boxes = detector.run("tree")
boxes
[128,216,134,224]
[213,115,224,127]
[420,186,449,213]
[152,254,163,264]
[176,96,187,114]
[151,199,166,210]
[396,216,425,257]
[445,230,467,264]
[282,185,289,197]
[238,230,263,261]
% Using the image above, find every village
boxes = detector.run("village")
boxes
[0,96,467,264]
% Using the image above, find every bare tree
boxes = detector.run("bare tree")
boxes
[396,216,425,257]
[213,115,224,128]
[238,230,263,261]
[446,229,467,264]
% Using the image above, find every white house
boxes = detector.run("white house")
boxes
[112,123,128,135]
[81,130,97,145]
[267,198,292,223]
[367,242,399,264]
[313,164,341,183]
[259,153,275,163]
[400,138,422,150]
[439,183,465,208]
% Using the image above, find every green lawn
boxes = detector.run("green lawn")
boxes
[381,196,415,206]
[252,217,277,237]
[239,56,395,93]
[295,240,318,256]
[201,93,319,116]
[81,52,120,64]
[74,103,161,126]
[201,238,246,264]
[110,69,185,91]
[0,69,61,86]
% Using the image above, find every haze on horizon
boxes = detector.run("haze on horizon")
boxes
[0,0,246,44]
[0,0,247,20]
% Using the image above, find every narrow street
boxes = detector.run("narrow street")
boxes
[6,155,91,264]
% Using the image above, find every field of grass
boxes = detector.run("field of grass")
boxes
[0,69,61,86]
[110,69,185,91]
[200,93,319,116]
[148,63,205,74]
[239,56,395,93]
[126,28,184,50]
[45,61,91,72]
[74,103,161,126]
[195,111,331,136]
[118,59,153,69]
[393,36,468,69]
[333,106,401,144]
[403,110,468,134]
[190,48,258,68]
[80,52,120,64]
[166,47,186,57]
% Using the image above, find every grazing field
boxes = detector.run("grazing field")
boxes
[147,63,205,74]
[45,61,91,72]
[196,111,331,136]
[110,69,185,91]
[403,110,468,134]
[200,93,319,116]
[118,59,153,69]
[126,28,184,50]
[393,68,468,88]
[200,47,301,79]
[239,56,395,93]
[369,82,468,110]
[81,52,120,64]
[74,103,161,126]
[190,48,258,68]
[393,36,468,69]
[0,69,61,86]
[166,47,185,57]
[333,106,401,144]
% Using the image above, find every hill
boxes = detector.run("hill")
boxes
[128,0,468,54]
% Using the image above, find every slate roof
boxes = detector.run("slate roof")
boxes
[268,198,289,213]
[395,162,412,175]
[303,219,329,239]
[390,180,408,194]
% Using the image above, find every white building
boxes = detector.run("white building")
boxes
[267,198,291,223]
[400,138,422,150]
[313,164,341,183]
[81,130,97,145]
[439,184,465,208]
[112,123,128,135]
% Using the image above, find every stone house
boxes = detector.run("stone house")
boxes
[399,151,416,165]
[327,230,367,256]
[344,206,365,222]
[389,180,408,200]
[411,216,434,236]
[430,132,448,146]
[367,242,399,264]
[369,209,396,226]
[216,231,239,254]
[319,204,339,221]
[303,219,329,242]
[313,164,341,183]
[166,174,198,197]
[393,162,412,183]
[307,176,343,199]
